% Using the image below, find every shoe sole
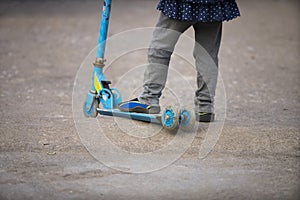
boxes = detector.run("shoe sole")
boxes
[119,106,160,114]
[196,113,215,122]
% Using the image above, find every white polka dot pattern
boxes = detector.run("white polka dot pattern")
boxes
[157,0,240,22]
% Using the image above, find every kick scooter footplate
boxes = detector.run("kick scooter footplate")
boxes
[97,108,161,124]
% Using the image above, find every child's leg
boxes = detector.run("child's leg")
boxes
[139,13,192,106]
[193,22,222,114]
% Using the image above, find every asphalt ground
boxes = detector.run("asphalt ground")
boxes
[0,0,299,199]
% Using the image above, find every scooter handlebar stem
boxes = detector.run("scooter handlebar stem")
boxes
[96,0,112,59]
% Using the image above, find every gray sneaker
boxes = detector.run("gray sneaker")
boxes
[196,112,215,122]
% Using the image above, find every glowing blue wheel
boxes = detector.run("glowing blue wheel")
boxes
[162,106,180,130]
[179,107,195,132]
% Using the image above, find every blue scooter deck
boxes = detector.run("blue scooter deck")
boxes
[97,108,162,124]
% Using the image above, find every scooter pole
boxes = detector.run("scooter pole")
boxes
[95,0,112,64]
[83,0,113,117]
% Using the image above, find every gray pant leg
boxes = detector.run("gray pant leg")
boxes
[140,13,192,105]
[193,22,222,113]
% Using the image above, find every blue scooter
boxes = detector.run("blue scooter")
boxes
[83,0,195,131]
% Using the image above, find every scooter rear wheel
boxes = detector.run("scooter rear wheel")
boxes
[161,106,180,131]
[179,107,196,132]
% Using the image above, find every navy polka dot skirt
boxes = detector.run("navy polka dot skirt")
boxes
[157,0,241,22]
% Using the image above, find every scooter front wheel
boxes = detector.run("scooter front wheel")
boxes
[83,99,99,118]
